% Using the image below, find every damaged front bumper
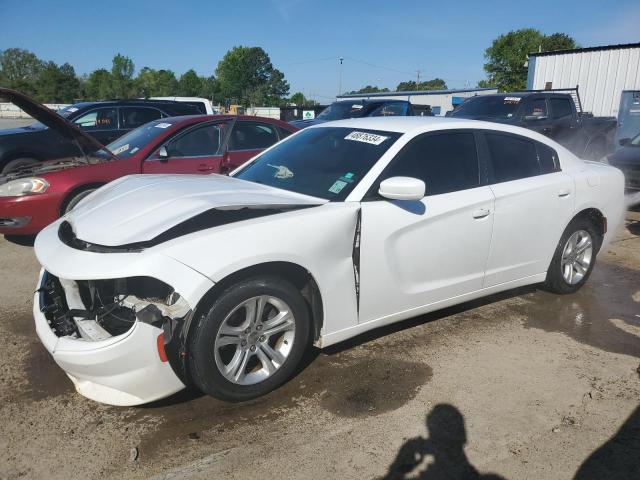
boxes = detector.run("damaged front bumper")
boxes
[34,269,194,406]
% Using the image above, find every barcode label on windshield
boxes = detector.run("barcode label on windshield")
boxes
[344,131,389,145]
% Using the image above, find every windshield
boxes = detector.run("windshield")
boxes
[317,102,367,121]
[97,120,176,159]
[234,127,402,200]
[450,96,522,119]
[28,104,83,129]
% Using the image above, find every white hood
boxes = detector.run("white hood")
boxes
[65,174,326,246]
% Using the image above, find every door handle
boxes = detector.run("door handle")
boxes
[472,208,491,219]
[558,189,571,197]
[197,164,215,172]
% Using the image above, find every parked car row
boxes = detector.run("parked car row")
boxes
[0,88,296,236]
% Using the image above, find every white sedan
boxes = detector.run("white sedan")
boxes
[33,117,624,405]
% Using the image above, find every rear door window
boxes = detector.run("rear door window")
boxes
[485,133,540,183]
[168,123,223,157]
[536,142,560,174]
[549,98,573,119]
[230,122,279,150]
[120,107,163,129]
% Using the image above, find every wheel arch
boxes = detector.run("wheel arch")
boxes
[191,261,324,342]
[0,150,44,169]
[59,183,105,215]
[569,207,606,250]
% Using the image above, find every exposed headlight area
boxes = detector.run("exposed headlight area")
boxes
[38,271,191,341]
[0,177,49,197]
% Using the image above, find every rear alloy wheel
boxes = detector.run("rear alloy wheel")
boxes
[545,218,599,294]
[188,276,310,401]
[560,230,594,285]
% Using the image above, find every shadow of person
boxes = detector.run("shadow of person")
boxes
[384,404,506,480]
[574,406,640,480]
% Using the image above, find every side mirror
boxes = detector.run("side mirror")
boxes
[378,177,425,201]
[523,115,548,122]
[619,137,631,147]
[158,146,169,160]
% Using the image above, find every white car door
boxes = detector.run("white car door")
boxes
[481,131,575,287]
[358,130,495,324]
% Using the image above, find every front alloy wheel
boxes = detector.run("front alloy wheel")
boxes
[188,276,310,401]
[214,295,296,385]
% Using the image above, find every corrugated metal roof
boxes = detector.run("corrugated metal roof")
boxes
[337,87,497,98]
[530,42,640,58]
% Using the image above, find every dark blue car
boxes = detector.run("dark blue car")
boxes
[609,133,640,191]
[290,99,415,129]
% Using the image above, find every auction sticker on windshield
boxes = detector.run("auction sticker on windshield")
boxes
[344,131,389,145]
[504,97,521,104]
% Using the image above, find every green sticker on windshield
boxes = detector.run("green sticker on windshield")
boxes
[328,180,348,194]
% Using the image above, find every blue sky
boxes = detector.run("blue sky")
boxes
[1,0,638,101]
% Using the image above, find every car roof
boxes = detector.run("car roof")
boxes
[159,114,297,130]
[471,92,572,99]
[312,115,566,139]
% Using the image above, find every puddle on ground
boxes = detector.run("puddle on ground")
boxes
[135,354,432,457]
[515,263,640,358]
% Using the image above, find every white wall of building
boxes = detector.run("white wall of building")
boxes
[337,88,498,116]
[527,44,640,118]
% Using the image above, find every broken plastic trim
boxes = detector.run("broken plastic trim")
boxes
[352,208,361,311]
[58,205,316,253]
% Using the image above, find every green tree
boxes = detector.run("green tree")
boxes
[83,69,112,100]
[290,91,306,105]
[216,46,289,106]
[476,79,497,89]
[396,78,447,92]
[110,53,135,98]
[347,85,390,94]
[200,75,219,102]
[483,29,578,91]
[0,48,43,96]
[177,69,204,97]
[541,33,578,52]
[35,61,80,102]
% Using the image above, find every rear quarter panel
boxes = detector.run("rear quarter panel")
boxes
[568,160,625,246]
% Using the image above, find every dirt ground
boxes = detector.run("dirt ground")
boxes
[0,215,638,479]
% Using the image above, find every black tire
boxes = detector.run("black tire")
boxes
[2,157,39,174]
[63,189,96,214]
[188,276,311,402]
[544,217,600,294]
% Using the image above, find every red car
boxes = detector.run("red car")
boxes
[0,91,297,237]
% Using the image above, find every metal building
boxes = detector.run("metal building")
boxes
[526,42,640,118]
[336,87,498,116]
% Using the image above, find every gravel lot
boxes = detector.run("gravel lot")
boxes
[0,116,638,479]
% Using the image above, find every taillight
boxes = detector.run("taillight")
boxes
[157,333,168,362]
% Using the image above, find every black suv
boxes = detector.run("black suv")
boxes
[0,97,202,173]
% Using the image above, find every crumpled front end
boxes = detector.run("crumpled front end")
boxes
[33,222,217,406]
[34,269,196,406]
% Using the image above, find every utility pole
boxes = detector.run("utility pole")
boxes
[338,57,344,97]
[415,70,421,91]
